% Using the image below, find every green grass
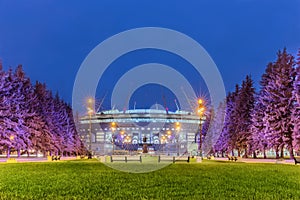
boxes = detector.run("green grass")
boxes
[0,160,300,200]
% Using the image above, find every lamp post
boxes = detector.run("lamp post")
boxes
[120,131,125,149]
[124,135,131,153]
[111,122,117,154]
[166,130,172,155]
[142,135,148,154]
[8,135,15,158]
[175,122,181,155]
[197,99,205,158]
[161,135,166,154]
[87,98,94,153]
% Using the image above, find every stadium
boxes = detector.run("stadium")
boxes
[78,109,203,156]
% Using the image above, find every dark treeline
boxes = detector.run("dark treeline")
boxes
[205,48,300,159]
[0,63,86,158]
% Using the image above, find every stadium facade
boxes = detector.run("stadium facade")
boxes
[78,109,203,155]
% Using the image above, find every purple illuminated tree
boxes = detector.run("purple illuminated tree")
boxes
[0,63,85,158]
[250,63,275,159]
[235,75,255,157]
[216,89,239,157]
[34,82,56,156]
[212,101,226,157]
[0,68,26,158]
[260,49,295,158]
[64,103,84,156]
[202,106,213,155]
[249,92,268,158]
[0,65,14,156]
[292,49,300,151]
[12,65,35,157]
[226,85,240,156]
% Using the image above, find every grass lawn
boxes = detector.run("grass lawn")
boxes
[0,159,299,200]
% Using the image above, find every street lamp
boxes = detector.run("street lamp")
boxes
[111,122,116,132]
[124,135,131,153]
[161,135,167,154]
[167,130,172,136]
[175,122,180,131]
[111,122,117,154]
[197,99,205,158]
[8,135,15,158]
[175,122,181,155]
[87,98,94,153]
[120,131,125,148]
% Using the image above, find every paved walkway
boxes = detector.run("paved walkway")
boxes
[213,157,296,165]
[0,156,77,163]
[0,156,297,165]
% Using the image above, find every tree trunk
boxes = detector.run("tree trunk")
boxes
[289,148,294,159]
[238,150,241,157]
[280,146,284,158]
[231,150,234,156]
[276,147,279,159]
[17,149,21,158]
[7,148,10,158]
[244,147,248,158]
[253,151,257,159]
[263,146,267,159]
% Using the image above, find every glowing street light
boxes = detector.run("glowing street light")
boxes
[175,122,181,155]
[110,122,118,154]
[161,135,166,142]
[9,135,15,141]
[175,122,180,131]
[197,98,205,158]
[161,135,167,154]
[124,135,131,143]
[123,135,132,154]
[111,122,116,132]
[87,98,93,104]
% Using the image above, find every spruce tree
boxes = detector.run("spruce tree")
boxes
[261,49,295,158]
[212,101,226,157]
[235,75,255,158]
[250,93,268,158]
[227,85,240,156]
[292,49,300,152]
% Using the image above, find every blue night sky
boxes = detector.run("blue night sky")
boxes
[0,1,299,111]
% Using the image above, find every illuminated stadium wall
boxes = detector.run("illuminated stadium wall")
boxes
[79,109,203,155]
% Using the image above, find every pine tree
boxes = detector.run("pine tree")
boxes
[211,102,226,157]
[292,49,300,152]
[249,93,268,158]
[227,85,240,156]
[261,49,296,158]
[202,106,213,155]
[0,66,13,156]
[0,63,85,157]
[0,69,23,158]
[235,75,255,158]
[34,82,56,156]
[11,65,33,157]
[250,63,274,159]
[217,90,238,156]
[64,103,85,155]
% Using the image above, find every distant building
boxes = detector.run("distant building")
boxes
[78,109,203,155]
